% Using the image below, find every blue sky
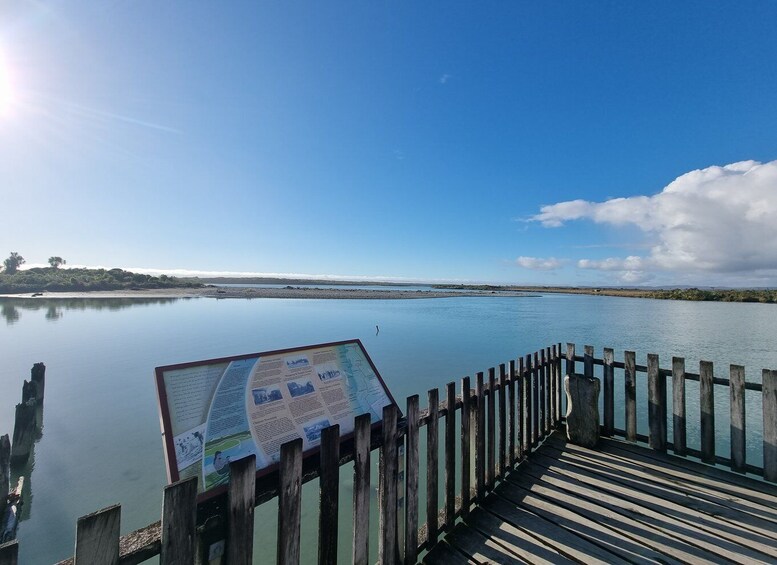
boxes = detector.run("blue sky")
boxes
[2,2,777,285]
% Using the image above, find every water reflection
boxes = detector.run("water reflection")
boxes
[0,297,183,324]
[1,302,19,324]
[44,306,62,321]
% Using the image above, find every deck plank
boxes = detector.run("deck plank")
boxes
[494,482,664,564]
[504,471,709,564]
[521,453,769,564]
[481,494,628,565]
[442,522,526,564]
[592,435,777,499]
[424,432,777,564]
[422,539,476,565]
[464,506,573,565]
[545,437,777,525]
[542,443,777,546]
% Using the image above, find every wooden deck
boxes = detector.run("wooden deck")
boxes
[425,432,777,564]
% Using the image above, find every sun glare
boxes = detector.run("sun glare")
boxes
[0,50,15,119]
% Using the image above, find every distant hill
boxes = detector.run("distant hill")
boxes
[0,268,203,294]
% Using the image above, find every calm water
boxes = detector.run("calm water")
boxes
[1,293,776,563]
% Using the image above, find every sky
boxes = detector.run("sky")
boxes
[1,1,777,286]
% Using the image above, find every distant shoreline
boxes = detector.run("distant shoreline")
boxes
[0,286,534,300]
[2,283,775,303]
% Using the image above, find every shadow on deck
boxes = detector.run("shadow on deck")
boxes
[425,432,777,564]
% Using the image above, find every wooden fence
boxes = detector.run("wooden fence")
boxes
[1,342,775,564]
[566,343,777,481]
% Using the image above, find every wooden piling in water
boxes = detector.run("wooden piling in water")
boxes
[0,436,9,523]
[9,364,46,466]
[30,364,45,403]
[9,402,35,465]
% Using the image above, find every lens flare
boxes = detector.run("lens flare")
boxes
[0,50,15,118]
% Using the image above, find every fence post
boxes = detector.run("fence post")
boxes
[508,360,516,466]
[475,373,485,501]
[566,343,575,377]
[730,365,746,473]
[603,348,614,437]
[318,426,340,565]
[498,364,507,477]
[160,477,198,565]
[549,346,557,427]
[278,439,303,565]
[647,354,666,452]
[583,346,594,379]
[460,377,471,519]
[556,343,563,425]
[74,504,121,565]
[228,455,257,565]
[404,396,419,564]
[624,351,637,442]
[522,356,531,455]
[352,414,372,565]
[426,389,439,546]
[540,349,548,437]
[763,370,777,483]
[532,352,540,448]
[445,382,456,530]
[487,368,496,489]
[378,404,399,564]
[672,357,686,456]
[700,361,715,464]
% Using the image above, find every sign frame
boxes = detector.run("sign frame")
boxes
[155,339,399,502]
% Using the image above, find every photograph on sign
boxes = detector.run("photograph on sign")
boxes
[155,339,395,496]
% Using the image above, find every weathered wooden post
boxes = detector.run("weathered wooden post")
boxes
[0,436,9,523]
[564,373,600,449]
[764,369,777,483]
[30,364,45,403]
[9,402,35,465]
[9,364,46,465]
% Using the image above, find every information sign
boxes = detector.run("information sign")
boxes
[155,339,397,499]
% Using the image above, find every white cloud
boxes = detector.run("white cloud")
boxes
[439,73,451,84]
[531,160,777,282]
[577,256,645,271]
[516,256,565,270]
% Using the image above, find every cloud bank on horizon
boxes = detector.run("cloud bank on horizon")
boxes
[522,159,777,285]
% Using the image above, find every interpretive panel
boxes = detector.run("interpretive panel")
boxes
[155,339,396,498]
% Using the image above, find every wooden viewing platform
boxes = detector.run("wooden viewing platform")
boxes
[426,432,777,564]
[1,343,776,564]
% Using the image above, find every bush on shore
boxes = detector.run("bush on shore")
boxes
[0,267,203,294]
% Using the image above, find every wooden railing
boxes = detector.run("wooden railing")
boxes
[565,343,777,481]
[2,341,774,564]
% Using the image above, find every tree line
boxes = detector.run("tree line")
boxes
[0,251,201,293]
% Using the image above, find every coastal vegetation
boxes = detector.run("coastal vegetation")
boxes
[0,266,203,294]
[434,284,777,303]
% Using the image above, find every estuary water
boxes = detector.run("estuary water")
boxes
[1,293,776,563]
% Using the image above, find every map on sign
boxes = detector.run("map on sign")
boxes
[155,340,396,498]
